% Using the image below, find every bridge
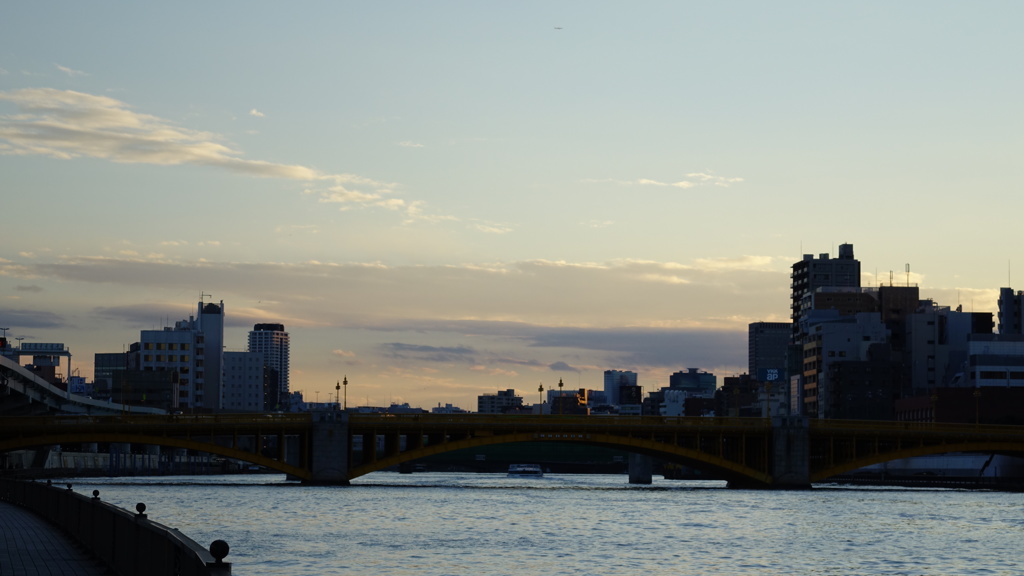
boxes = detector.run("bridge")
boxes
[2,412,1023,488]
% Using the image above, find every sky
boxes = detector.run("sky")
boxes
[2,2,1023,410]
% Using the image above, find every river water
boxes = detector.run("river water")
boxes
[61,473,1023,576]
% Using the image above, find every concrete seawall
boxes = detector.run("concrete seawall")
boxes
[0,478,232,575]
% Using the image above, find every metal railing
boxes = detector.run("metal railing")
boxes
[0,478,231,576]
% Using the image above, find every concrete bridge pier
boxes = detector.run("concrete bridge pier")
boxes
[109,443,130,475]
[628,453,653,484]
[770,415,810,489]
[307,411,350,484]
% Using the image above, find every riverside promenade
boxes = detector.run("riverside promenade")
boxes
[0,500,110,575]
[0,479,231,576]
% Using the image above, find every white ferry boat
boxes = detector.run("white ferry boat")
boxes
[507,464,544,478]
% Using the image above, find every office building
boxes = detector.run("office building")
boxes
[222,351,265,412]
[477,389,523,414]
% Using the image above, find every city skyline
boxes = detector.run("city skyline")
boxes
[2,2,1023,409]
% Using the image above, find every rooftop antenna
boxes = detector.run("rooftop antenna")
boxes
[906,263,911,286]
[889,270,893,287]
[201,292,212,303]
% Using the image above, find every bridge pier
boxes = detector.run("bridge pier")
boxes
[307,411,350,484]
[770,415,810,489]
[628,453,653,484]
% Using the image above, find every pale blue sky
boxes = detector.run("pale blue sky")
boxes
[1,2,1022,408]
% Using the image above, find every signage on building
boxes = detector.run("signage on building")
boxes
[758,368,785,383]
[20,343,67,352]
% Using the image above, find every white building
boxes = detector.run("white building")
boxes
[248,323,290,410]
[137,300,225,411]
[603,369,637,406]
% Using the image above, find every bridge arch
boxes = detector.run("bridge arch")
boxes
[811,441,1024,482]
[346,432,773,486]
[0,432,311,480]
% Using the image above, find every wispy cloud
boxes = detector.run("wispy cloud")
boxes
[248,108,265,118]
[398,141,424,148]
[0,88,448,220]
[583,173,744,189]
[471,221,513,234]
[54,64,87,77]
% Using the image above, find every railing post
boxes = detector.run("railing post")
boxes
[207,540,232,575]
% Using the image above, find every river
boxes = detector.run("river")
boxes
[60,473,1024,576]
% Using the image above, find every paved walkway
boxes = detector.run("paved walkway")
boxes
[0,501,110,576]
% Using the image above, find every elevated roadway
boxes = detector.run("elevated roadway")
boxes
[0,355,163,416]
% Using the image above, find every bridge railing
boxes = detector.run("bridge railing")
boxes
[810,418,1024,437]
[0,478,231,575]
[347,413,772,430]
[0,411,313,432]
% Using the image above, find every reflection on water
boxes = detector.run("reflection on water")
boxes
[61,473,1024,576]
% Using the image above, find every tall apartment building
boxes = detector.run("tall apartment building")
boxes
[998,288,1024,335]
[603,369,638,406]
[248,323,290,410]
[790,243,861,344]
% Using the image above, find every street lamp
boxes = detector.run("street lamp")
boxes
[538,383,544,414]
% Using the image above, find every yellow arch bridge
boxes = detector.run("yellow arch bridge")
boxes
[1,413,1023,488]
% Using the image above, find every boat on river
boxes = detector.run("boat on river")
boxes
[507,464,544,478]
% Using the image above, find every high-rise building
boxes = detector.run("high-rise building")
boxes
[136,299,225,412]
[196,301,225,410]
[747,323,790,381]
[603,369,637,405]
[248,323,290,410]
[790,243,861,343]
[998,288,1024,335]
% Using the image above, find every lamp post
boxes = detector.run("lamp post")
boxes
[0,328,8,339]
[558,378,564,415]
[343,376,348,410]
[538,383,544,414]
